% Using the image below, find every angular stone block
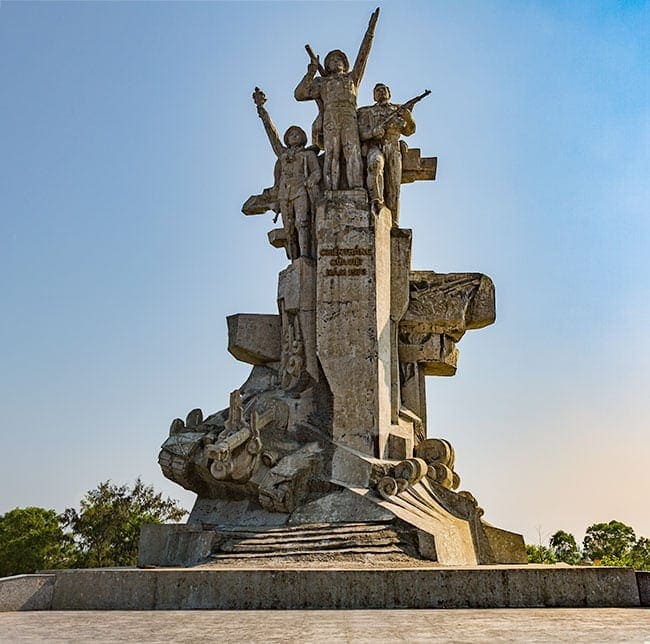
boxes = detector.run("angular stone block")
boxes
[288,489,394,525]
[227,313,281,365]
[401,147,437,184]
[385,425,414,461]
[401,272,495,340]
[138,524,218,567]
[188,498,289,528]
[0,574,54,611]
[636,571,650,607]
[481,524,528,565]
[267,227,286,249]
[399,333,458,377]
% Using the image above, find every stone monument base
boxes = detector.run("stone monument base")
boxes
[1,567,646,611]
[137,516,526,568]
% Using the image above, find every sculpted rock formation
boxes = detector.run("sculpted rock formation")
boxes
[154,7,526,567]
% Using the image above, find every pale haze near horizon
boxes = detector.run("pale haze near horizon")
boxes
[0,0,648,547]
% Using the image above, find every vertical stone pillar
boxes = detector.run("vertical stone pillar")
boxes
[315,190,392,458]
[390,228,412,423]
[277,258,317,382]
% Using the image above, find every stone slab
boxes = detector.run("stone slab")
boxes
[227,313,281,365]
[637,571,650,607]
[0,574,54,611]
[1,566,641,611]
[138,524,218,568]
[2,608,650,642]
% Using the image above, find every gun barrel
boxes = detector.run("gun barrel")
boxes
[305,44,318,61]
[305,44,326,76]
[403,89,431,110]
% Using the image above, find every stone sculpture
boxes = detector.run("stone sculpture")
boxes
[294,8,379,191]
[251,87,321,259]
[358,84,429,223]
[149,7,527,568]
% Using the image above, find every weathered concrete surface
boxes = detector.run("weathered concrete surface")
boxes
[401,272,496,339]
[0,575,54,611]
[637,571,650,606]
[138,524,217,568]
[0,566,640,611]
[315,190,392,457]
[1,609,650,642]
[227,313,281,365]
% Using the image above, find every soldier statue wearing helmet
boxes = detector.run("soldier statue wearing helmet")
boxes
[358,82,416,224]
[295,9,379,192]
[252,87,321,260]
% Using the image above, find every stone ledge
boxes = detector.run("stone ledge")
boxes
[0,574,55,611]
[636,571,650,606]
[1,566,642,611]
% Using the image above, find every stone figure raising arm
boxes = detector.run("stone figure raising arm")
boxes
[252,87,321,260]
[295,8,379,192]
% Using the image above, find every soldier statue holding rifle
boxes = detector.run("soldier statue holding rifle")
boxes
[358,83,430,224]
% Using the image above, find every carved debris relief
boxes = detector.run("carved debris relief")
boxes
[156,7,526,566]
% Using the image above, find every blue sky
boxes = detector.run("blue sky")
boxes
[1,0,648,545]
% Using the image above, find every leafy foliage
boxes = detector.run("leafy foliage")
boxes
[0,507,72,576]
[62,479,186,568]
[582,520,637,564]
[627,537,650,570]
[525,520,650,571]
[525,543,557,564]
[549,530,582,565]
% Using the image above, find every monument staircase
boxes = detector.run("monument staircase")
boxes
[209,521,407,560]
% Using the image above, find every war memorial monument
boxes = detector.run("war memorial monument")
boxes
[1,8,646,611]
[148,7,526,567]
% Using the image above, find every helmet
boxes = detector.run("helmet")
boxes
[283,126,308,147]
[324,49,350,73]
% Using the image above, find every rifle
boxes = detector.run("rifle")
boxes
[377,89,431,130]
[304,44,327,77]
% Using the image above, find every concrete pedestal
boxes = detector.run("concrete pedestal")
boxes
[0,566,645,611]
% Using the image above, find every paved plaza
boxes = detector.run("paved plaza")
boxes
[1,608,649,642]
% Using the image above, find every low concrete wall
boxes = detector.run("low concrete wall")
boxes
[49,566,644,610]
[1,566,643,611]
[0,574,54,611]
[636,571,650,607]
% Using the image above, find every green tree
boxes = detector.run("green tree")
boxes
[63,479,186,568]
[0,507,71,577]
[549,530,582,565]
[525,543,557,564]
[628,537,650,571]
[582,520,636,564]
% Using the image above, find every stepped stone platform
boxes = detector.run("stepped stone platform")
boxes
[209,522,406,560]
[1,568,647,611]
[138,521,427,566]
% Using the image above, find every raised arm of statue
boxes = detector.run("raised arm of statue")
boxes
[294,62,319,102]
[351,7,380,86]
[252,87,285,158]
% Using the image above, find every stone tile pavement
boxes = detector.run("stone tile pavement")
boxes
[1,608,649,642]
